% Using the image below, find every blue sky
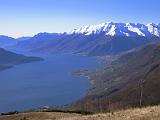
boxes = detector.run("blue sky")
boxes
[0,0,160,38]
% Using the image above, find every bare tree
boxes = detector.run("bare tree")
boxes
[105,95,110,112]
[139,65,154,108]
[139,79,144,108]
[98,98,103,112]
[85,101,89,112]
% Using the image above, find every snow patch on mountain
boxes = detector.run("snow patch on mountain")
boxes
[69,22,160,37]
[147,23,160,37]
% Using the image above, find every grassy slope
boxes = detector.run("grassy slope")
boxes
[0,105,160,120]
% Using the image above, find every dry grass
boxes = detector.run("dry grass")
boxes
[1,106,160,120]
[0,112,81,120]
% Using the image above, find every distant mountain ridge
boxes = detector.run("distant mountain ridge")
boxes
[0,22,160,56]
[17,36,32,41]
[0,35,17,49]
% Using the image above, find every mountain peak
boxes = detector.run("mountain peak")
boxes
[69,22,160,37]
[147,23,158,26]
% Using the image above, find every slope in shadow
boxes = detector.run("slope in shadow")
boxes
[73,42,160,112]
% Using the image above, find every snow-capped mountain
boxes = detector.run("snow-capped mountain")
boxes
[1,22,160,56]
[69,22,160,37]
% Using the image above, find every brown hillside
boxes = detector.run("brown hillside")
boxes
[1,105,160,120]
[74,42,160,112]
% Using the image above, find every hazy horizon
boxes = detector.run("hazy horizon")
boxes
[0,0,160,38]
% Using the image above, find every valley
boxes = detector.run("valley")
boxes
[0,22,160,117]
[1,0,160,119]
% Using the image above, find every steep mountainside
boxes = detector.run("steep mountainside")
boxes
[74,41,160,112]
[0,48,43,71]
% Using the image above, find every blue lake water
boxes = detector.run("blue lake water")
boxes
[0,54,100,113]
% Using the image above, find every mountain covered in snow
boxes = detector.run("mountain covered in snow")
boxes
[1,22,160,56]
[69,22,160,37]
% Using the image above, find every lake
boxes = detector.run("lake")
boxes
[0,54,100,113]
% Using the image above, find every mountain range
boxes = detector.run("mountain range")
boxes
[70,22,160,37]
[0,22,160,56]
[0,22,160,112]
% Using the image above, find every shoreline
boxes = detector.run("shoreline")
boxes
[0,54,102,114]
